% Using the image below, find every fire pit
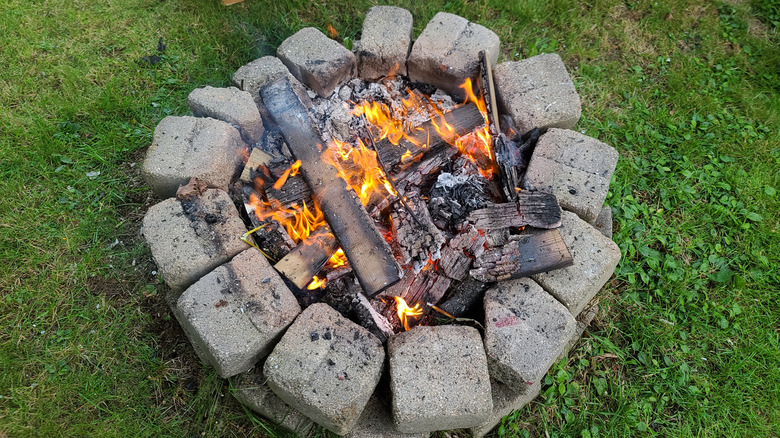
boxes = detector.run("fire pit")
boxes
[141,7,621,437]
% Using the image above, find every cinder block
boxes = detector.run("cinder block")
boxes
[188,86,264,144]
[593,205,613,239]
[558,302,599,361]
[523,128,618,223]
[407,12,499,100]
[176,249,301,378]
[141,189,248,294]
[532,211,621,316]
[277,27,357,97]
[232,366,315,436]
[483,278,576,388]
[264,303,384,435]
[469,379,542,438]
[388,325,492,433]
[343,396,429,438]
[358,6,413,80]
[232,56,303,101]
[494,54,581,135]
[142,116,247,199]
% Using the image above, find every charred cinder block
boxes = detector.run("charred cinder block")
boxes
[232,365,315,435]
[277,27,357,98]
[532,211,621,316]
[264,303,384,435]
[141,189,248,294]
[142,116,247,199]
[494,53,581,135]
[188,86,264,145]
[407,12,499,101]
[523,128,618,223]
[483,278,576,388]
[357,6,414,80]
[389,325,492,433]
[176,249,301,378]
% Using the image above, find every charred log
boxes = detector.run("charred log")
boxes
[374,103,485,174]
[273,227,339,289]
[470,229,573,282]
[261,78,402,296]
[467,192,562,230]
[438,277,490,318]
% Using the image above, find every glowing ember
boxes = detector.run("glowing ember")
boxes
[394,296,423,331]
[307,275,327,290]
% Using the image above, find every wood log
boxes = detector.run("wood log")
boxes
[438,277,490,318]
[467,192,562,230]
[273,227,339,289]
[375,103,485,173]
[438,245,472,281]
[261,78,402,296]
[469,229,573,282]
[516,191,562,229]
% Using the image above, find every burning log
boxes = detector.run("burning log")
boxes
[469,229,573,282]
[261,78,402,295]
[242,149,314,209]
[273,227,340,289]
[374,103,485,173]
[467,192,563,230]
[390,189,445,273]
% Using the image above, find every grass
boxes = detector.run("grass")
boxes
[0,0,777,436]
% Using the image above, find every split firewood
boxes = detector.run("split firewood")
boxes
[390,189,445,273]
[469,229,573,282]
[374,103,485,174]
[467,191,562,230]
[273,227,339,289]
[379,267,451,328]
[261,78,402,295]
[240,187,296,262]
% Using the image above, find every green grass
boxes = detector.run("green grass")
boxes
[0,0,777,436]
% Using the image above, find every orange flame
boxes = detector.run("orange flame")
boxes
[322,138,397,206]
[307,275,327,290]
[247,193,327,244]
[272,160,302,190]
[352,78,498,179]
[327,248,348,268]
[394,296,423,331]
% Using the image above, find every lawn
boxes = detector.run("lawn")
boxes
[0,0,777,436]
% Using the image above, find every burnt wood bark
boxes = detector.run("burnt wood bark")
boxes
[374,103,485,173]
[467,192,563,230]
[273,227,339,289]
[261,78,402,295]
[438,277,490,318]
[470,229,573,282]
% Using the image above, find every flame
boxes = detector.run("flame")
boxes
[272,160,302,190]
[394,296,423,331]
[323,138,397,206]
[454,78,497,178]
[328,248,348,268]
[247,193,327,244]
[352,78,498,179]
[307,275,327,290]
